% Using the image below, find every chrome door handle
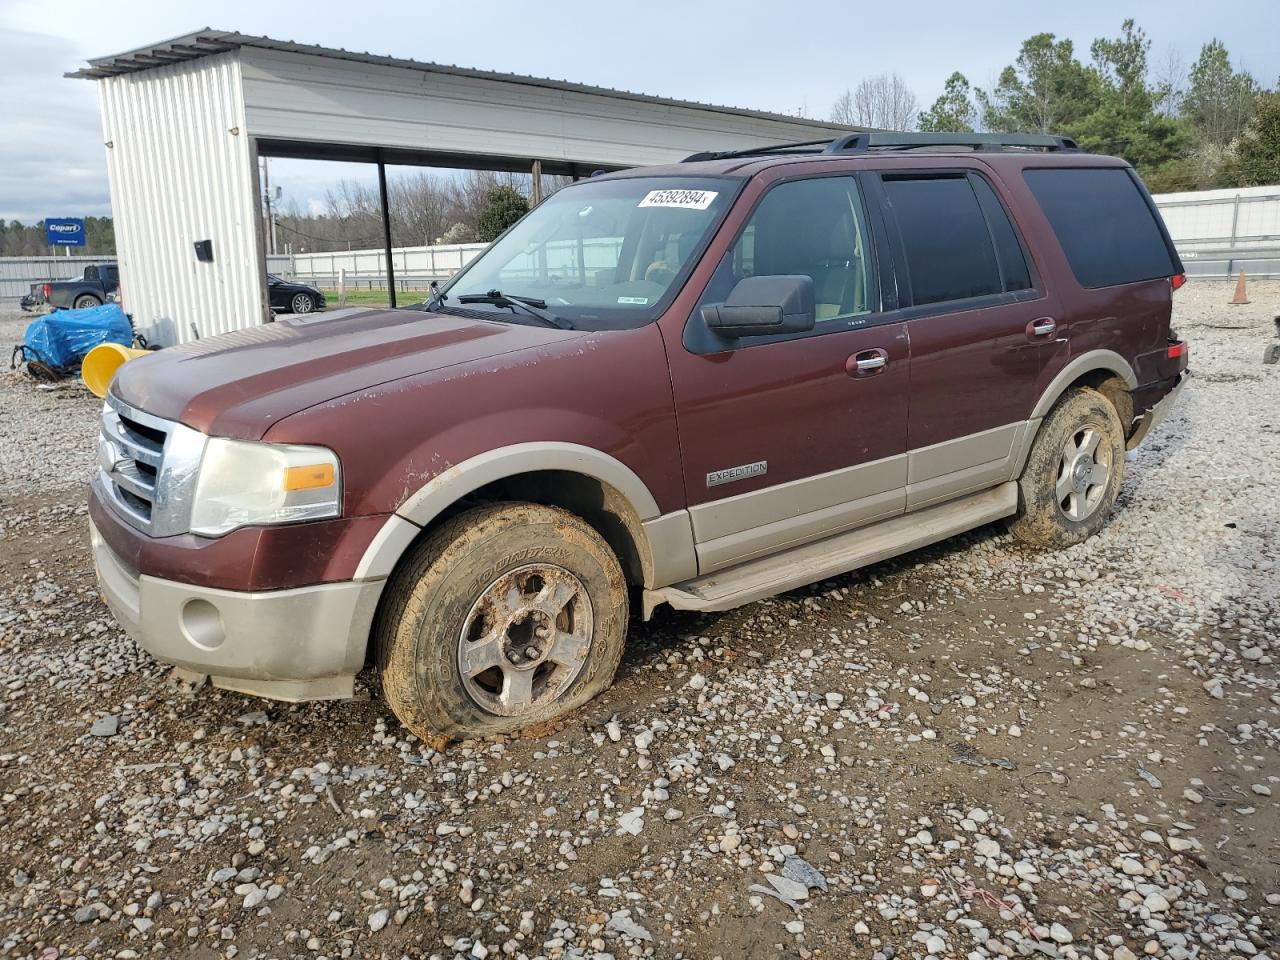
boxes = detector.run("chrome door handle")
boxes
[846,348,889,377]
[1028,317,1057,338]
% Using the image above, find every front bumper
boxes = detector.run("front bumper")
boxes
[90,520,384,701]
[1127,372,1187,450]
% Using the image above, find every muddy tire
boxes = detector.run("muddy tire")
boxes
[1010,387,1125,549]
[374,502,628,744]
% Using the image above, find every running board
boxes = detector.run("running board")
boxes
[643,482,1018,616]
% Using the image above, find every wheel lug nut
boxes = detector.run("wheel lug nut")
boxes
[525,646,540,659]
[535,626,551,639]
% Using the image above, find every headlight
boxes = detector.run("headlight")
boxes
[190,439,341,536]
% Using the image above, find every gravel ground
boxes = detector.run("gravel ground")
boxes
[0,284,1277,960]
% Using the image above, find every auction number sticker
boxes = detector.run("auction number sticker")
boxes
[638,189,718,210]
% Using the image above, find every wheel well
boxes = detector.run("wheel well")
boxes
[1054,371,1134,435]
[420,470,648,587]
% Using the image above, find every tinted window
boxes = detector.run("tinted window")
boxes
[971,175,1032,292]
[883,176,1002,306]
[1024,167,1175,288]
[730,177,874,321]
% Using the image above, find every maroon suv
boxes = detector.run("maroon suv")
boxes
[90,132,1188,744]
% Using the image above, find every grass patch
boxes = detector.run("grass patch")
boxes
[321,289,431,309]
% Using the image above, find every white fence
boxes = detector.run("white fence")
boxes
[275,244,487,292]
[6,183,1278,301]
[1151,184,1280,279]
[0,256,117,301]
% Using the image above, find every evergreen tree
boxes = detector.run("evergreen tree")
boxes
[1225,93,1280,186]
[918,73,978,133]
[476,187,530,242]
[1182,40,1258,147]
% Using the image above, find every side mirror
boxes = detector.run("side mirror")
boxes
[700,275,815,338]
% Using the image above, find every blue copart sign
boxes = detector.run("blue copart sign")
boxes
[46,218,86,246]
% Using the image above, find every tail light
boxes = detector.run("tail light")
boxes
[42,283,51,299]
[1170,273,1186,291]
[1167,340,1187,361]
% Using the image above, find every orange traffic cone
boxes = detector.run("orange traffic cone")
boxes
[1230,270,1250,305]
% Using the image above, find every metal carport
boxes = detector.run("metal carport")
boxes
[69,29,859,344]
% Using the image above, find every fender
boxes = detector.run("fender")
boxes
[1030,350,1137,420]
[1006,350,1140,481]
[354,442,697,584]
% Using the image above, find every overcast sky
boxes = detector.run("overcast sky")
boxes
[0,0,1277,224]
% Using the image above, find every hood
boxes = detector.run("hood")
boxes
[113,308,582,439]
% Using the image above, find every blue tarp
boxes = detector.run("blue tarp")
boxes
[21,303,132,368]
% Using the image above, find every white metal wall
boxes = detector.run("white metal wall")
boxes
[238,47,850,169]
[98,52,263,345]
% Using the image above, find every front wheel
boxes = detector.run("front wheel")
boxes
[1010,387,1125,549]
[375,503,628,744]
[290,292,315,314]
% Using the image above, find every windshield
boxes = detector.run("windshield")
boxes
[440,176,739,330]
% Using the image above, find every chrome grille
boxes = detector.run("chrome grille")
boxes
[97,395,206,536]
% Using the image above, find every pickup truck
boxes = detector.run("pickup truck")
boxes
[89,132,1188,745]
[21,263,120,311]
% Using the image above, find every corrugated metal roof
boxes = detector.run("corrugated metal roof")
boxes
[68,28,858,133]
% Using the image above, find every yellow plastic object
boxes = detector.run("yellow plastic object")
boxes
[82,343,150,398]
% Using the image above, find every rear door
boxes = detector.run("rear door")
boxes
[664,172,911,574]
[872,168,1057,509]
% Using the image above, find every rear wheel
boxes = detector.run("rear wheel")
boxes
[73,294,101,310]
[375,502,628,744]
[1010,387,1125,549]
[290,292,315,314]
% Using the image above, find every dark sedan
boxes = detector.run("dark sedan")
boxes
[267,275,325,314]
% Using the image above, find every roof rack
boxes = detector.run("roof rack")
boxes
[682,132,1081,162]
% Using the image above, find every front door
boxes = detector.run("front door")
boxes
[873,169,1056,509]
[664,174,911,574]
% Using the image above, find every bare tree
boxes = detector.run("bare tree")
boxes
[272,167,574,253]
[1153,45,1187,118]
[830,73,919,129]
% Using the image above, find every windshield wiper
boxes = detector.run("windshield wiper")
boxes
[457,289,573,329]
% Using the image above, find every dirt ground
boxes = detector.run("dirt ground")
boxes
[0,284,1277,960]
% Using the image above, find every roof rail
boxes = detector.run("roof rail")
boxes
[682,138,834,162]
[682,132,1081,163]
[824,132,1080,153]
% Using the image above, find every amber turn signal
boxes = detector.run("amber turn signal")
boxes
[283,463,336,491]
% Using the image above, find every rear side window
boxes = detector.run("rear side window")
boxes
[882,176,1002,306]
[1024,167,1175,288]
[970,175,1032,292]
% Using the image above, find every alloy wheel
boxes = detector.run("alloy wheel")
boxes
[1055,424,1112,521]
[456,564,593,717]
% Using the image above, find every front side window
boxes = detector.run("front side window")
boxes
[439,176,738,331]
[882,175,1003,306]
[729,176,875,321]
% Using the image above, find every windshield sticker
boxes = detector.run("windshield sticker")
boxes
[638,189,718,210]
[617,296,650,305]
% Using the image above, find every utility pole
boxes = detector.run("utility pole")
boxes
[261,159,279,256]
